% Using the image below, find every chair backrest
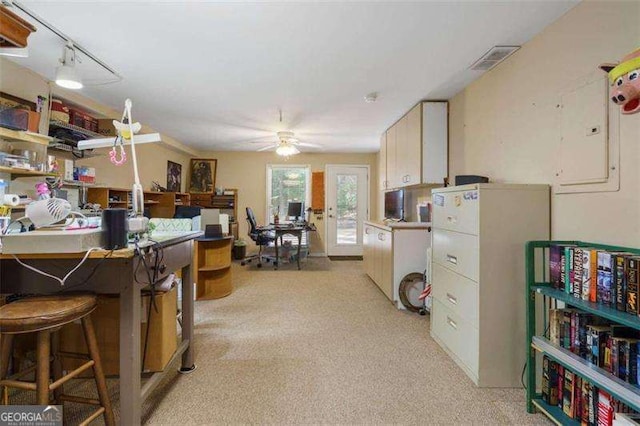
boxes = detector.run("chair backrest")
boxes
[246,207,258,234]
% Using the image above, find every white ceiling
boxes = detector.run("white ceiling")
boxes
[9,0,578,153]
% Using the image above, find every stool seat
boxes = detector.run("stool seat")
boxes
[0,294,97,334]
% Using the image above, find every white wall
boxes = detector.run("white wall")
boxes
[449,1,640,246]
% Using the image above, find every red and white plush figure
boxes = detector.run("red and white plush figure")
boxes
[600,48,640,115]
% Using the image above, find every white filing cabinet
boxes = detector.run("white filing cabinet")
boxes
[363,221,430,309]
[430,184,550,387]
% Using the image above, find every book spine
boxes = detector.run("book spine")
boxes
[611,338,620,378]
[550,360,560,407]
[616,255,627,312]
[587,327,597,366]
[581,379,590,425]
[574,376,582,422]
[620,340,630,382]
[564,369,575,418]
[561,249,567,294]
[574,248,584,299]
[567,247,575,294]
[629,342,638,386]
[604,336,613,374]
[590,250,598,302]
[558,365,564,408]
[589,382,598,426]
[627,257,638,314]
[597,390,612,426]
[582,249,591,301]
[550,309,562,346]
[563,310,573,350]
[542,356,551,403]
[597,252,613,307]
[550,245,562,289]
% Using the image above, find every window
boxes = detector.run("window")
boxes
[266,164,311,222]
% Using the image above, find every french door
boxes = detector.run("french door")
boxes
[325,165,369,256]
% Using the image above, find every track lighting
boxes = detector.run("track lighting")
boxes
[55,42,83,90]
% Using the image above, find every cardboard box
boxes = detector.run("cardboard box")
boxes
[61,159,74,181]
[97,119,116,136]
[59,286,178,376]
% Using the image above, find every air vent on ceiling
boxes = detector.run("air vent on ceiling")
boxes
[469,46,520,71]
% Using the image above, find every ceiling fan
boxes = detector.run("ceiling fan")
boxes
[255,131,321,157]
[251,110,322,156]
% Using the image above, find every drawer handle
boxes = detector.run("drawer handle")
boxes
[446,316,457,330]
[446,254,458,265]
[446,293,458,305]
[365,228,371,235]
[447,215,457,223]
[378,233,384,241]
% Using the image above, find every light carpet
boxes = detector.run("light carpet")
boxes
[145,260,549,425]
[10,260,550,425]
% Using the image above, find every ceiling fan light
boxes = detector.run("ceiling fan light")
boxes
[55,64,83,89]
[276,143,299,157]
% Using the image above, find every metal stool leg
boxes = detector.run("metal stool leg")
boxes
[81,316,115,426]
[35,331,51,405]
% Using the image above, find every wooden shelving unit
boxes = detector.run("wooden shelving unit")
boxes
[86,187,186,218]
[194,237,233,300]
[175,192,190,207]
[190,189,239,238]
[525,240,640,423]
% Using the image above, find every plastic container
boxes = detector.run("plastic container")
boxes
[0,179,6,201]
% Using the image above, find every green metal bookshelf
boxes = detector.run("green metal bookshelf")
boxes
[525,240,640,424]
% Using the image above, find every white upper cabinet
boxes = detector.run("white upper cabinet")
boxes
[379,101,448,189]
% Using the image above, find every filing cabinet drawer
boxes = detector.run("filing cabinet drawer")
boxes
[432,262,479,324]
[432,228,479,282]
[432,189,479,235]
[431,298,479,375]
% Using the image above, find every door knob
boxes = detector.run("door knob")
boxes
[329,214,334,218]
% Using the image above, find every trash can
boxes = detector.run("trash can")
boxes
[233,240,247,260]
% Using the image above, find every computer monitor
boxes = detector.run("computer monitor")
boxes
[287,201,304,222]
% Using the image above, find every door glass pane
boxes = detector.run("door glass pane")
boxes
[336,174,357,245]
[269,167,308,221]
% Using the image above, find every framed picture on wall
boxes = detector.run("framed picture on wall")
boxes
[166,161,182,192]
[188,158,217,194]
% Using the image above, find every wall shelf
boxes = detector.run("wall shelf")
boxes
[49,120,102,139]
[0,166,54,178]
[0,127,53,146]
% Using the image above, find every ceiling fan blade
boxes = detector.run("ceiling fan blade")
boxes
[297,142,322,148]
[256,144,276,152]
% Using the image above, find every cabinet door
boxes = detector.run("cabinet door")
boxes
[363,225,374,278]
[422,102,448,184]
[404,104,422,185]
[395,116,408,187]
[386,126,398,189]
[378,133,387,191]
[378,230,393,300]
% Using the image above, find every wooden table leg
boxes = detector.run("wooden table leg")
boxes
[119,278,141,425]
[180,262,196,372]
[36,331,50,405]
[274,233,279,269]
[296,231,302,270]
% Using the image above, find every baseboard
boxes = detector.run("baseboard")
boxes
[328,256,363,261]
[308,252,327,258]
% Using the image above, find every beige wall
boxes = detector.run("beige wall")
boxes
[448,1,640,246]
[197,151,378,253]
[76,145,192,191]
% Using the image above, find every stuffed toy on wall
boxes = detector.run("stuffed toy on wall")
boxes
[600,48,640,114]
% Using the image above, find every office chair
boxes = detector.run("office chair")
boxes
[241,207,276,268]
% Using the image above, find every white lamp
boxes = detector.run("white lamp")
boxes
[55,42,83,90]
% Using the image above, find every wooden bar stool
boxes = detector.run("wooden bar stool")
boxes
[0,294,115,426]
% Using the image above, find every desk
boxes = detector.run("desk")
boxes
[272,223,316,270]
[0,232,201,425]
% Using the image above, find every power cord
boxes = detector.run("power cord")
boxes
[11,247,102,287]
